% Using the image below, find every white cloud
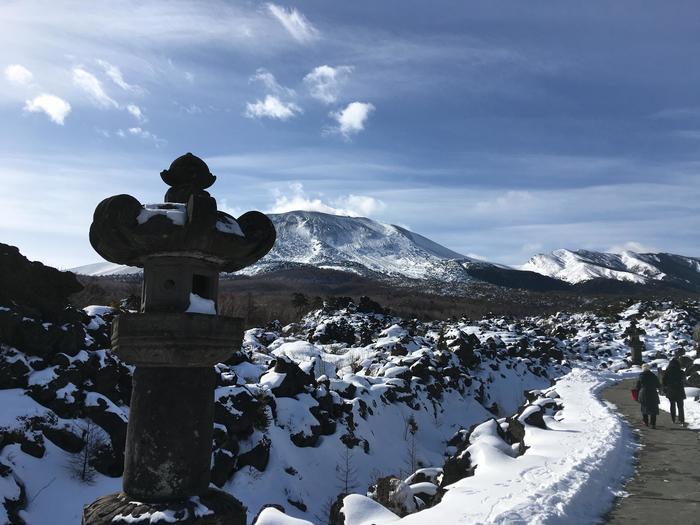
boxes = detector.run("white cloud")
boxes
[126,104,145,122]
[97,59,141,92]
[303,65,352,104]
[4,64,33,85]
[270,182,385,217]
[606,241,657,254]
[23,94,71,125]
[341,194,386,216]
[245,95,301,120]
[127,126,165,145]
[266,3,319,44]
[72,67,118,108]
[250,68,295,97]
[329,101,375,137]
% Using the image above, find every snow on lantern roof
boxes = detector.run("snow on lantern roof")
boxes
[89,153,275,271]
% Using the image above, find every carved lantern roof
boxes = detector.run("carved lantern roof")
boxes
[89,153,276,272]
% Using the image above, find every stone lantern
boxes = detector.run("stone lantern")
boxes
[82,153,276,524]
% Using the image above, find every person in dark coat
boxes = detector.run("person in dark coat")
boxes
[636,364,661,428]
[662,357,686,424]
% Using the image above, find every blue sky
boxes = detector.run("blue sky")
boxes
[2,0,699,269]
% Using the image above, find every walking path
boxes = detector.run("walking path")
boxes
[602,378,700,523]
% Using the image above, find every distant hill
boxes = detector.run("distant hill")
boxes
[522,249,700,292]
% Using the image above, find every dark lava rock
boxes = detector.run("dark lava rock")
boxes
[269,356,316,398]
[314,318,356,345]
[290,430,319,448]
[43,425,84,453]
[83,489,246,525]
[237,437,270,472]
[0,349,30,389]
[329,493,346,525]
[211,449,238,488]
[441,449,474,486]
[0,243,82,321]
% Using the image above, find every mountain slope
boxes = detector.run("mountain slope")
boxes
[246,211,473,282]
[72,211,476,283]
[522,249,700,291]
[70,212,700,294]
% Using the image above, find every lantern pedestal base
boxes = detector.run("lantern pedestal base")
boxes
[82,489,246,525]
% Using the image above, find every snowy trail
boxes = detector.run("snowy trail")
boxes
[349,369,637,525]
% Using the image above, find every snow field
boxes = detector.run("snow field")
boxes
[1,299,698,525]
[343,369,636,525]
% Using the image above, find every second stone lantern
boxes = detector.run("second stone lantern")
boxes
[83,153,276,524]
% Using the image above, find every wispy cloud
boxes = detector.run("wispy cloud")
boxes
[266,3,319,44]
[303,65,353,105]
[23,94,71,124]
[97,59,142,93]
[269,182,385,217]
[250,68,295,97]
[329,101,375,137]
[606,241,657,254]
[126,104,145,122]
[126,126,165,145]
[72,67,118,108]
[245,95,301,120]
[4,64,33,85]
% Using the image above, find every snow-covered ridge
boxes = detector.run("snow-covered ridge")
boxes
[245,211,470,281]
[71,211,475,282]
[71,213,700,292]
[522,248,700,287]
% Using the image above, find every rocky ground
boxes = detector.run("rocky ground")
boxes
[1,244,699,525]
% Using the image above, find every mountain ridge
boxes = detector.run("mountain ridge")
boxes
[71,211,700,293]
[522,248,700,291]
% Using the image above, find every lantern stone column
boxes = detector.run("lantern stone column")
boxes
[627,318,644,366]
[82,153,276,525]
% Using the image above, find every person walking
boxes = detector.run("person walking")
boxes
[662,357,686,425]
[636,363,661,428]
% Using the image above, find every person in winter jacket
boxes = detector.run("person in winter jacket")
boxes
[636,364,661,428]
[662,357,686,424]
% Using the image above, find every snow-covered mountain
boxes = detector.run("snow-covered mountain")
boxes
[522,249,700,289]
[244,211,476,281]
[71,211,700,293]
[72,211,480,283]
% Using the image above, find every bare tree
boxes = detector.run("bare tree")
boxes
[336,443,358,495]
[67,420,106,483]
[403,414,419,475]
[405,432,418,476]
